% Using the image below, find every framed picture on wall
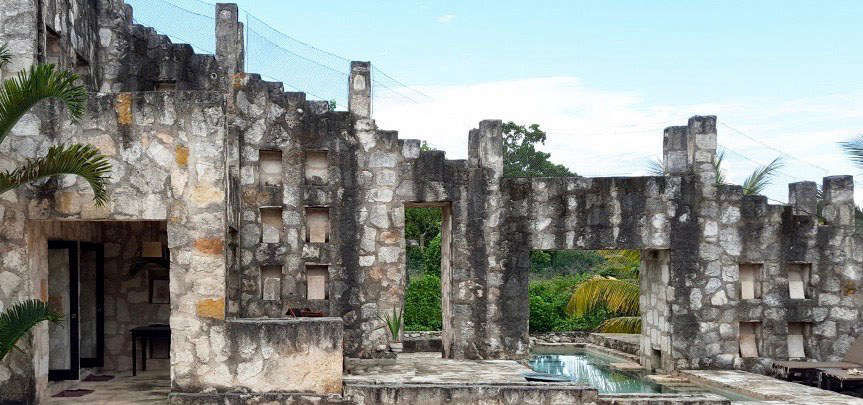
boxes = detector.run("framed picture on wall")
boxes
[149,271,170,304]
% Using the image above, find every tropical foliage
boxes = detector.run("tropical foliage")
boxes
[648,150,782,196]
[0,45,111,205]
[566,276,641,333]
[404,274,442,331]
[378,307,403,342]
[0,300,62,362]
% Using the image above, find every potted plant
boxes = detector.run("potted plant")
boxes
[378,307,403,353]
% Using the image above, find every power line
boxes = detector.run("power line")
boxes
[721,122,830,174]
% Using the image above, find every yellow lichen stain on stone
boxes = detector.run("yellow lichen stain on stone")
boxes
[55,191,81,215]
[175,146,189,167]
[231,72,246,89]
[191,184,224,207]
[195,238,224,255]
[196,298,225,320]
[115,92,133,125]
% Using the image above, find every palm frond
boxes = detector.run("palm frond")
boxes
[595,316,641,333]
[0,64,86,144]
[0,299,62,362]
[0,143,111,205]
[0,43,11,69]
[565,276,640,317]
[646,158,665,176]
[712,150,726,185]
[742,156,784,196]
[840,136,863,170]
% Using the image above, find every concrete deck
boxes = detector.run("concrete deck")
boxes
[43,370,169,404]
[681,369,863,405]
[344,352,533,384]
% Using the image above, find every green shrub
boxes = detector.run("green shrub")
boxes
[404,274,442,331]
[423,233,442,276]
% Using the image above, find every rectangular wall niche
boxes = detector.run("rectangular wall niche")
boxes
[306,265,328,300]
[259,150,283,187]
[739,322,761,358]
[306,208,329,243]
[261,266,282,301]
[739,263,762,300]
[305,151,329,184]
[260,207,282,243]
[787,263,811,299]
[787,322,808,360]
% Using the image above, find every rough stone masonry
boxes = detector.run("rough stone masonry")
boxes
[0,0,860,403]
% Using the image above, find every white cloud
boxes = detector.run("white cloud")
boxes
[374,76,863,203]
[436,14,455,24]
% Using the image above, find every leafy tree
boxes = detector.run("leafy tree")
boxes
[502,122,575,178]
[423,233,442,276]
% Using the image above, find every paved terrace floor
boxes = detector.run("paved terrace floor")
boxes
[344,352,533,384]
[681,369,863,405]
[44,370,169,404]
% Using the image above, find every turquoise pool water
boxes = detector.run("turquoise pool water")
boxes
[529,351,757,401]
[529,352,673,394]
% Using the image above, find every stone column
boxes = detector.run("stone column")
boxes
[349,61,371,119]
[215,3,243,82]
[662,126,689,175]
[450,120,514,359]
[789,181,818,216]
[822,176,854,226]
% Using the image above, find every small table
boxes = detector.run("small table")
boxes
[818,368,863,392]
[131,325,170,376]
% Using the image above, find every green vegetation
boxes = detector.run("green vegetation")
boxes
[0,300,62,362]
[404,274,442,331]
[378,307,403,342]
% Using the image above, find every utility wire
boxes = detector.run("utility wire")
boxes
[721,122,830,174]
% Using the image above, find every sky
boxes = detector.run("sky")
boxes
[130,0,863,203]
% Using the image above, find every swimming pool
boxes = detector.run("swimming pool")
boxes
[529,351,671,394]
[529,350,756,401]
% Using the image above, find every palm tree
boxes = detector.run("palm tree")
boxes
[0,45,109,364]
[0,44,111,205]
[0,300,62,362]
[565,275,641,333]
[647,151,782,196]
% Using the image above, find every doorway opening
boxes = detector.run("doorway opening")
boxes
[402,203,452,356]
[42,221,170,390]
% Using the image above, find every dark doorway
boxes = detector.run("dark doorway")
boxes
[48,240,79,381]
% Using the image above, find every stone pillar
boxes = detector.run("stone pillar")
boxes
[687,115,718,186]
[789,181,818,216]
[215,3,243,80]
[662,126,689,175]
[451,119,516,360]
[349,61,371,119]
[822,176,854,226]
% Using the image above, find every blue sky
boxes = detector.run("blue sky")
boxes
[131,0,863,202]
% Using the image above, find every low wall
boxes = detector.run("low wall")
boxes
[169,392,352,404]
[344,383,598,404]
[403,331,443,353]
[207,318,344,395]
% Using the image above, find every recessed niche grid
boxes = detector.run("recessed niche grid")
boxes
[787,322,808,360]
[260,207,282,243]
[787,263,811,299]
[305,208,330,243]
[739,263,762,300]
[739,322,761,358]
[261,266,282,301]
[259,150,283,187]
[306,265,328,300]
[305,151,329,184]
